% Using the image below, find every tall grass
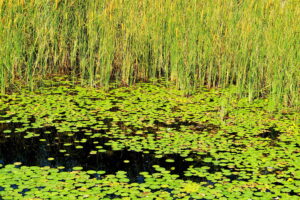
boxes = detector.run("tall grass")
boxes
[0,0,299,107]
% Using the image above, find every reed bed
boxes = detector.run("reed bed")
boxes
[0,0,299,107]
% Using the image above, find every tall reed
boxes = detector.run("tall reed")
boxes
[0,0,299,107]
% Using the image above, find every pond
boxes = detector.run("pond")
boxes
[0,80,299,199]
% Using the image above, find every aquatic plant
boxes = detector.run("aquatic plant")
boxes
[0,0,299,107]
[0,81,299,199]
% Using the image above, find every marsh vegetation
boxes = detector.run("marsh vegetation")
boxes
[0,80,299,199]
[0,0,299,199]
[0,0,299,107]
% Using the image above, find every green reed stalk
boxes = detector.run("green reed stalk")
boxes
[0,0,299,107]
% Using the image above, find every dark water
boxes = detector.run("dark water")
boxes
[0,123,216,183]
[1,123,297,200]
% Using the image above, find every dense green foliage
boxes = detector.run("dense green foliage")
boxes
[0,0,299,107]
[0,80,299,199]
